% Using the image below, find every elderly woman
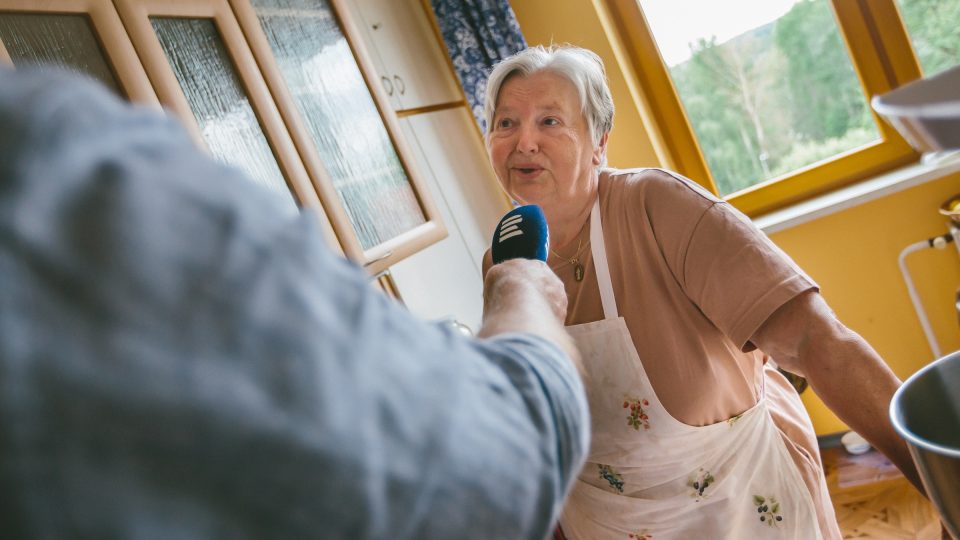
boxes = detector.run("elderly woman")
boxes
[481,45,923,539]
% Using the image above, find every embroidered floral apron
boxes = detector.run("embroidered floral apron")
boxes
[558,197,821,540]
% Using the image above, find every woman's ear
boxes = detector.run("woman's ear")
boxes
[592,132,610,166]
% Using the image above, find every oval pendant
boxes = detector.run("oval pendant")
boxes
[574,262,584,282]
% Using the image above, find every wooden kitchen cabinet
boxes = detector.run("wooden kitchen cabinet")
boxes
[0,0,344,251]
[0,0,157,105]
[344,0,462,111]
[232,0,446,272]
[1,0,506,312]
[115,0,315,216]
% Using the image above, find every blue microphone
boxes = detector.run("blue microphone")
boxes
[491,204,550,264]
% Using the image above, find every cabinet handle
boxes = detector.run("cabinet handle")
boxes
[393,75,405,96]
[380,75,394,96]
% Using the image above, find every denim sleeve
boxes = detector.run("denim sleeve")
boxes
[0,68,588,540]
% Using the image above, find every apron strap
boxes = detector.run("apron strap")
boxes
[590,195,619,320]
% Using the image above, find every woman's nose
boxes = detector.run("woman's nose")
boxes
[516,124,539,154]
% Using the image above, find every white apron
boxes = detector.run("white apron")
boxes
[558,197,822,539]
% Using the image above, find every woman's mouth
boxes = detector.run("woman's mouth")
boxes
[513,166,543,178]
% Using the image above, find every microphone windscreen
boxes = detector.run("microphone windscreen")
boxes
[491,204,549,264]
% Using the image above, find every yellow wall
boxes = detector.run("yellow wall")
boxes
[511,0,960,435]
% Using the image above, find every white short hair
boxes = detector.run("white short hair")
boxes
[484,45,614,150]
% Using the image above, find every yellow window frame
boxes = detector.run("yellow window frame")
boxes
[595,0,925,216]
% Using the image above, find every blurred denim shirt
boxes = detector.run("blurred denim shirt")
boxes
[0,68,589,540]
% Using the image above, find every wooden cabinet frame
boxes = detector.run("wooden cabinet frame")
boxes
[0,0,158,106]
[113,0,340,249]
[228,0,446,274]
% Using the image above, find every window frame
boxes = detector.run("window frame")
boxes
[596,0,926,216]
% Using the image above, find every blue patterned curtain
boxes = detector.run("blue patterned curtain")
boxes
[429,0,526,133]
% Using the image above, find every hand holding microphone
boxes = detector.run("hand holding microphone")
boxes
[485,203,566,321]
[487,203,565,314]
[479,206,578,370]
[481,204,580,372]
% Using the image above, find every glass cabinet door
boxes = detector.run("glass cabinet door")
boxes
[114,0,322,217]
[230,0,445,272]
[150,15,296,211]
[0,0,157,105]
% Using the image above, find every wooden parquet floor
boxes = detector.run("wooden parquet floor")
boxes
[822,446,945,539]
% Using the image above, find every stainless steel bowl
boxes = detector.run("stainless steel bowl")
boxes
[890,350,960,539]
[872,64,960,153]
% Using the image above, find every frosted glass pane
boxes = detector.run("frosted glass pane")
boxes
[249,0,425,249]
[150,17,296,212]
[0,13,122,96]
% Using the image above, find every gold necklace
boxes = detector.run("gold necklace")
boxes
[550,230,589,282]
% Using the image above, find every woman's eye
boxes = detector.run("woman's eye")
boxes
[496,118,513,129]
[543,117,560,126]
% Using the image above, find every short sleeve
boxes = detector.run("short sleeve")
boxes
[682,202,818,350]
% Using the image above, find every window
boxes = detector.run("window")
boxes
[895,0,960,77]
[599,0,957,216]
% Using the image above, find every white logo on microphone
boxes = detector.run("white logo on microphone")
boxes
[498,214,524,242]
